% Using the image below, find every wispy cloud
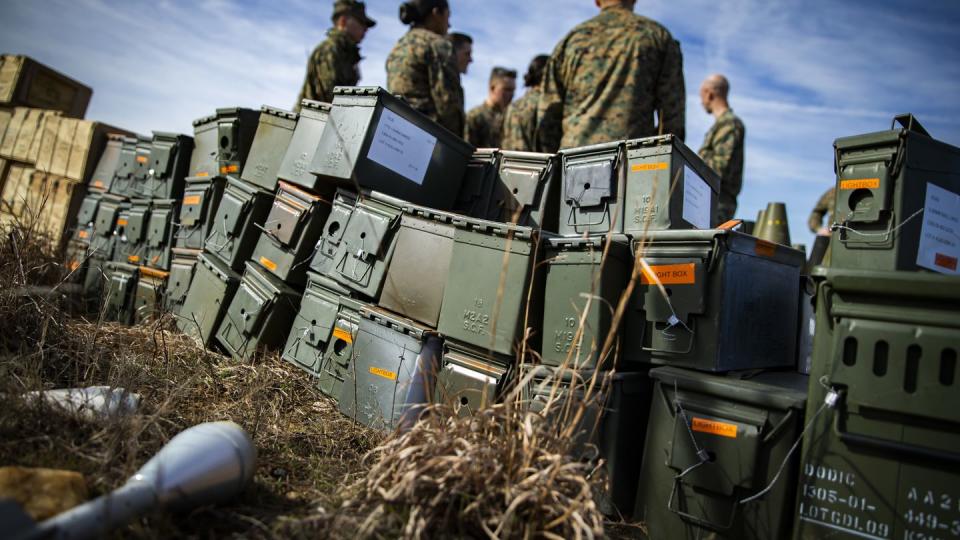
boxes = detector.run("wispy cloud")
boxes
[1,0,957,246]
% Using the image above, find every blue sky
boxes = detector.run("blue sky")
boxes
[2,0,959,247]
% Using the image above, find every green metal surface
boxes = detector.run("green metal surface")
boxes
[310,86,474,210]
[203,175,275,272]
[137,132,193,200]
[239,106,298,191]
[437,217,543,357]
[308,188,357,277]
[88,134,124,192]
[177,252,240,348]
[175,176,226,250]
[282,273,350,378]
[794,269,960,540]
[328,192,402,300]
[434,341,510,417]
[165,247,199,311]
[215,261,301,362]
[317,295,364,399]
[558,135,720,236]
[114,199,150,265]
[276,99,333,192]
[338,305,432,430]
[250,180,332,287]
[830,115,960,273]
[486,150,559,231]
[107,136,141,198]
[189,113,219,178]
[631,229,804,371]
[143,198,177,270]
[132,271,167,324]
[379,203,458,327]
[215,107,261,176]
[104,262,139,324]
[637,366,808,539]
[129,135,153,196]
[541,235,639,369]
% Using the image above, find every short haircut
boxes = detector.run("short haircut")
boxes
[704,74,730,99]
[489,66,517,86]
[447,32,473,51]
[524,55,549,88]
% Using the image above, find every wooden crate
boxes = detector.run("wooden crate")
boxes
[0,107,61,163]
[0,165,85,249]
[0,55,92,118]
[34,115,131,183]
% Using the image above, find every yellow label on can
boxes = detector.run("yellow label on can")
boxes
[92,179,105,189]
[136,156,148,164]
[259,257,278,272]
[183,195,201,205]
[77,230,89,239]
[640,263,696,285]
[632,162,669,172]
[692,417,738,438]
[128,255,140,263]
[195,172,209,177]
[221,164,239,174]
[333,327,353,344]
[369,367,398,381]
[754,239,777,258]
[840,178,880,190]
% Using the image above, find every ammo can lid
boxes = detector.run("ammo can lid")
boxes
[106,133,127,143]
[171,246,201,258]
[259,105,299,121]
[192,114,217,129]
[225,174,272,197]
[650,366,807,410]
[297,99,333,113]
[130,198,153,209]
[820,268,960,302]
[632,229,805,268]
[306,271,352,296]
[149,198,178,209]
[151,131,192,143]
[333,85,384,97]
[557,139,625,157]
[136,135,152,145]
[215,106,259,118]
[243,260,298,297]
[449,214,535,239]
[359,304,434,339]
[198,252,240,282]
[444,338,512,367]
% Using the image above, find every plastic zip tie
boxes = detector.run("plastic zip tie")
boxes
[830,207,924,238]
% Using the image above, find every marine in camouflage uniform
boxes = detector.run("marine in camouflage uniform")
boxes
[535,3,685,152]
[698,109,745,223]
[808,187,836,233]
[502,55,549,152]
[294,0,376,110]
[465,104,505,148]
[386,28,465,136]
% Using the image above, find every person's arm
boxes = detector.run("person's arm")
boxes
[429,40,466,136]
[535,47,564,153]
[654,38,685,141]
[704,119,744,192]
[312,44,341,104]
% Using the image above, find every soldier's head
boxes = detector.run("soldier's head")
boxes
[399,0,451,35]
[332,0,376,43]
[700,74,731,114]
[488,67,517,109]
[595,0,636,10]
[448,32,473,74]
[523,55,550,88]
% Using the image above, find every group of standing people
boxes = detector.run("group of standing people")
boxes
[296,0,747,223]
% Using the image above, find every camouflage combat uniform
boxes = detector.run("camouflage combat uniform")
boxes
[535,6,685,152]
[386,28,465,136]
[808,187,836,233]
[501,88,540,152]
[295,28,361,109]
[465,102,505,148]
[698,109,745,223]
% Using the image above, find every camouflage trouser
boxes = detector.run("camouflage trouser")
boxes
[716,193,738,224]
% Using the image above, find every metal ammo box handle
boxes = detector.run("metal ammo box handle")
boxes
[834,390,960,465]
[565,201,611,228]
[667,473,739,531]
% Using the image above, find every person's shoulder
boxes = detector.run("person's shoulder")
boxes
[723,110,746,130]
[467,103,489,119]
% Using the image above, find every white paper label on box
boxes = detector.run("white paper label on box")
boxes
[916,182,960,275]
[366,108,437,185]
[682,165,711,229]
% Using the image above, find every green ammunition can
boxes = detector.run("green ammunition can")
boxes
[88,134,124,192]
[251,180,332,287]
[132,267,168,324]
[176,252,240,348]
[558,135,719,236]
[310,86,474,210]
[115,198,150,265]
[338,305,435,430]
[636,367,808,539]
[632,229,804,371]
[308,188,358,277]
[104,261,139,324]
[317,294,365,399]
[128,135,153,196]
[437,217,543,357]
[454,149,499,218]
[434,340,510,417]
[831,114,960,273]
[327,192,403,300]
[239,106,298,192]
[215,107,260,176]
[215,261,301,361]
[107,136,140,198]
[276,99,333,192]
[174,176,226,250]
[379,203,459,327]
[138,132,193,200]
[282,272,351,378]
[110,207,133,264]
[142,198,177,270]
[485,150,559,231]
[203,175,275,272]
[165,247,200,311]
[794,268,960,540]
[189,113,219,179]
